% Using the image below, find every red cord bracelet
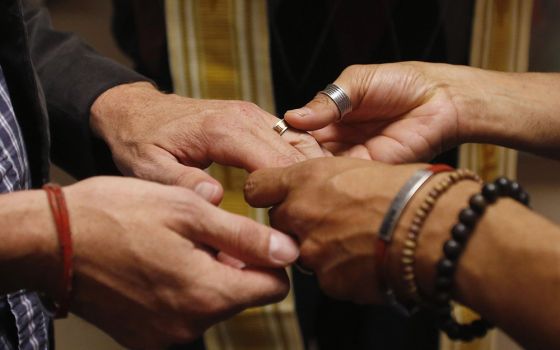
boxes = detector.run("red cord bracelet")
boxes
[43,183,73,318]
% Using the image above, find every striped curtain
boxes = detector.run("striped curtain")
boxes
[445,1,533,350]
[165,1,304,349]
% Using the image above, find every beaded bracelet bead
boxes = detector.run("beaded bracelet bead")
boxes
[434,177,530,341]
[399,169,481,306]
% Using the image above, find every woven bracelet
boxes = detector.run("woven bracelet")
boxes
[43,183,73,319]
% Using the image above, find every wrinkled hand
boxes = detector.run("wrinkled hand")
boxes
[58,177,298,349]
[244,157,424,303]
[284,62,463,163]
[90,82,326,204]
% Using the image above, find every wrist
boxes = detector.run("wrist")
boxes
[443,65,498,145]
[451,67,560,156]
[90,81,160,144]
[386,171,480,302]
[0,191,60,296]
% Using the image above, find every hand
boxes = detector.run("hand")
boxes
[48,177,298,349]
[284,62,464,163]
[90,82,327,204]
[244,157,424,303]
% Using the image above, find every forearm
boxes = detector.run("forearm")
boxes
[0,190,58,295]
[388,176,560,349]
[451,65,560,158]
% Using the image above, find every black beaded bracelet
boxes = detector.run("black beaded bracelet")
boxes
[434,176,530,341]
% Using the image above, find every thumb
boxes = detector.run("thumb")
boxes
[284,92,341,131]
[284,67,361,130]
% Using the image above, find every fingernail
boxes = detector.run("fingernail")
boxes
[194,182,220,201]
[288,108,310,118]
[269,231,299,264]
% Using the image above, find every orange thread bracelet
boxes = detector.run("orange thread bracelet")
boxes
[43,183,73,318]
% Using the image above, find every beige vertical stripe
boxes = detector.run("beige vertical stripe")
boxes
[165,1,303,349]
[234,0,252,101]
[165,0,189,96]
[251,1,276,113]
[185,0,202,98]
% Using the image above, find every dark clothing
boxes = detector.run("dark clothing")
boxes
[0,61,44,350]
[0,0,146,188]
[112,0,172,91]
[268,1,474,349]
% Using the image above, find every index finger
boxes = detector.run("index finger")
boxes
[244,167,291,207]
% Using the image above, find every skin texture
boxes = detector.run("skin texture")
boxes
[245,158,425,303]
[91,82,327,204]
[284,62,560,162]
[245,158,560,350]
[0,177,299,349]
[247,62,560,349]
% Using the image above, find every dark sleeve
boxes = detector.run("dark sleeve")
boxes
[23,2,151,179]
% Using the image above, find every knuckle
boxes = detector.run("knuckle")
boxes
[200,114,227,138]
[286,161,322,184]
[342,64,366,77]
[232,100,260,118]
[172,170,200,188]
[271,152,299,167]
[283,199,309,222]
[230,217,266,253]
[171,195,206,235]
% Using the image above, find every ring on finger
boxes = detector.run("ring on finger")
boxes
[273,118,290,136]
[319,83,352,121]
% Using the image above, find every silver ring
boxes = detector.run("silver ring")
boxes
[273,119,289,136]
[319,83,352,121]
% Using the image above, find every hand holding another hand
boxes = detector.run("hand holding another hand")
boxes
[90,82,326,204]
[245,157,425,303]
[284,62,465,163]
[47,177,298,349]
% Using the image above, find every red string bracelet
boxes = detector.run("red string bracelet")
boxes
[375,164,453,315]
[43,183,73,318]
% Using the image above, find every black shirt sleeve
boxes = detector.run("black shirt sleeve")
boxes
[23,1,151,179]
